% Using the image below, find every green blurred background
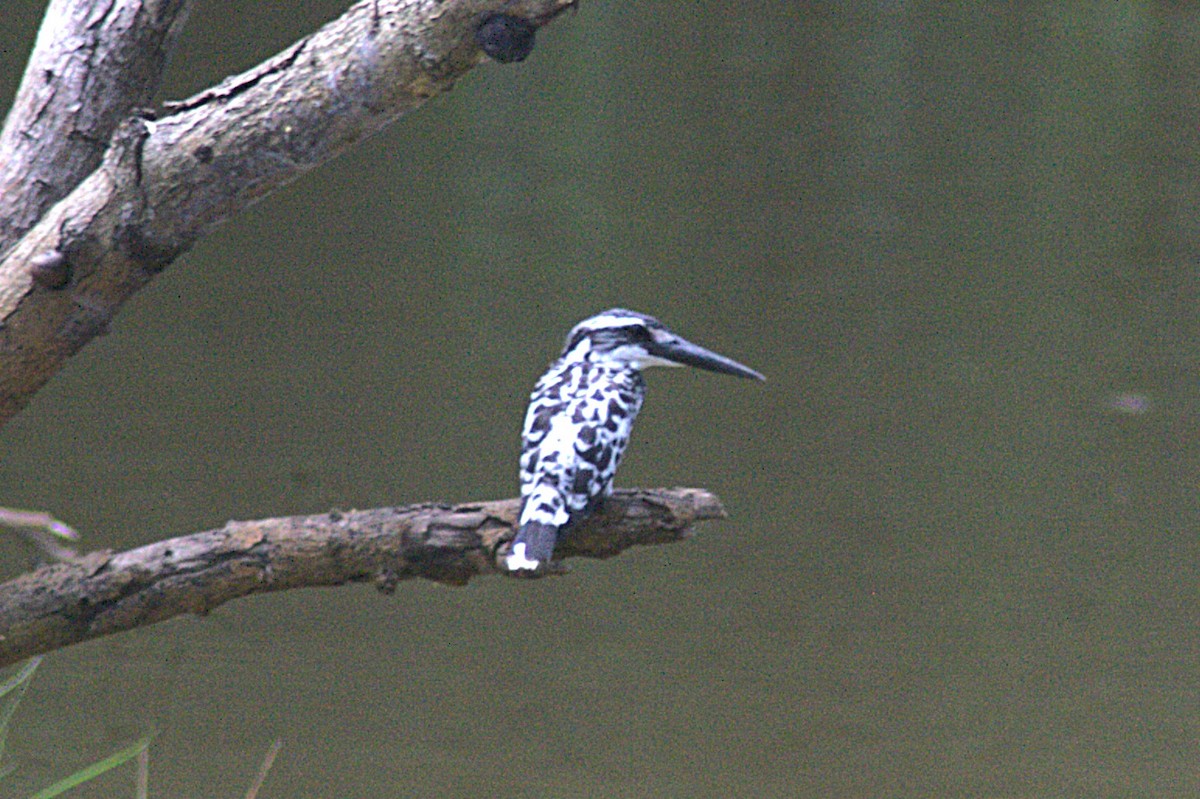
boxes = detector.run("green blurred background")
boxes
[2,2,1200,796]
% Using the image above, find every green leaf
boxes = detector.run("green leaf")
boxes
[0,657,42,763]
[28,734,153,799]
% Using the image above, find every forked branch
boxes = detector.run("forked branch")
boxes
[0,0,575,425]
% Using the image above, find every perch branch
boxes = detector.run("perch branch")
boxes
[0,0,575,426]
[0,487,727,668]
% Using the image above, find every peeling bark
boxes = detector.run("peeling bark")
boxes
[0,488,727,668]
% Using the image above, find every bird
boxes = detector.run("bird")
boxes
[503,308,765,575]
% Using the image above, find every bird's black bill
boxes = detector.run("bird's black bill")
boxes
[650,336,766,381]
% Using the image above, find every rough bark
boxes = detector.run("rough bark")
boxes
[0,0,574,426]
[0,0,192,253]
[0,488,727,668]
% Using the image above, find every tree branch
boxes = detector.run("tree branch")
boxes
[0,0,193,254]
[0,488,727,668]
[0,0,574,426]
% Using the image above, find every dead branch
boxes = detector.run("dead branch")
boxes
[0,0,192,251]
[0,0,574,426]
[0,487,727,668]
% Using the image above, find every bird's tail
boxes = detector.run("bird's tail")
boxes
[505,521,559,574]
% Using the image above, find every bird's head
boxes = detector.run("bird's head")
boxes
[559,308,765,381]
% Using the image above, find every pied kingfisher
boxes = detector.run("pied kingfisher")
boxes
[503,308,765,575]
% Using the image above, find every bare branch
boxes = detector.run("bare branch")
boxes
[0,488,727,668]
[0,0,574,426]
[0,0,193,254]
[0,506,80,561]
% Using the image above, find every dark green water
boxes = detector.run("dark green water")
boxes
[2,3,1199,796]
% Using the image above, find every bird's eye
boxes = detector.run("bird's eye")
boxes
[627,325,653,342]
